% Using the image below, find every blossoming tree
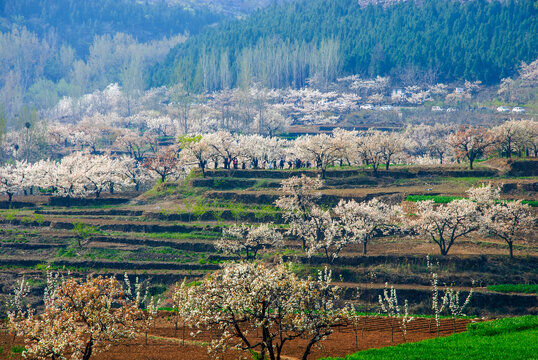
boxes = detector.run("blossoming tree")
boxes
[448,127,496,170]
[216,223,284,260]
[9,275,142,360]
[275,175,323,250]
[413,199,479,256]
[174,262,346,360]
[334,198,403,255]
[480,200,535,258]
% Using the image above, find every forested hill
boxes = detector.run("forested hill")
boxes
[0,0,223,55]
[174,0,294,17]
[150,0,538,91]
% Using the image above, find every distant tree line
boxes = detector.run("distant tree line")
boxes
[0,0,223,127]
[0,0,221,55]
[150,0,538,92]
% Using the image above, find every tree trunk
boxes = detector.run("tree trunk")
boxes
[362,241,367,255]
[182,320,186,345]
[508,241,514,258]
[82,338,93,360]
[302,338,317,360]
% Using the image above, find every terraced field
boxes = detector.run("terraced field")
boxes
[0,163,537,316]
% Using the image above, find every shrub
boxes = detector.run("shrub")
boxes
[33,213,45,224]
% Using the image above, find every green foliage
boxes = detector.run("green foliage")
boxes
[3,210,18,221]
[84,248,127,261]
[212,209,225,224]
[152,0,537,89]
[213,178,227,189]
[148,285,167,297]
[33,213,45,224]
[146,182,179,199]
[323,316,538,360]
[72,222,98,247]
[20,216,35,224]
[0,0,221,56]
[73,222,98,238]
[230,203,247,222]
[179,134,202,149]
[10,345,26,354]
[487,284,538,294]
[192,199,209,220]
[57,247,77,258]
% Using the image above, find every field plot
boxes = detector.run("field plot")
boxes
[0,316,475,360]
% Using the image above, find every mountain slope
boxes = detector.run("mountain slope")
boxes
[150,0,537,91]
[0,0,223,55]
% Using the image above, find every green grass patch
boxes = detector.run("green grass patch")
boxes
[57,247,77,258]
[487,284,538,294]
[521,200,538,207]
[406,195,463,203]
[323,316,538,360]
[10,345,26,354]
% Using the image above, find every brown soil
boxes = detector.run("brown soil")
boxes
[0,316,476,360]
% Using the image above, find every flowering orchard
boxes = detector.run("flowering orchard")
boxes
[2,120,538,203]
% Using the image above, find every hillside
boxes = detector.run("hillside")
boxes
[0,0,223,56]
[174,0,294,16]
[150,0,538,91]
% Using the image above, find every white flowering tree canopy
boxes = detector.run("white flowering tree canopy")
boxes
[216,223,284,260]
[9,275,143,360]
[174,262,346,360]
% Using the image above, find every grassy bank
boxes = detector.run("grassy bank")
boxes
[322,316,538,360]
